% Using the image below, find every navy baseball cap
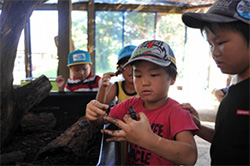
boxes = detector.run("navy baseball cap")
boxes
[182,0,250,29]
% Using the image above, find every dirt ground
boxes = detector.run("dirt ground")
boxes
[1,113,101,165]
[1,92,102,166]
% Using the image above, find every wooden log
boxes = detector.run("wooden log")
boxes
[36,116,102,165]
[0,0,48,146]
[1,75,52,146]
[0,151,26,165]
[21,112,56,133]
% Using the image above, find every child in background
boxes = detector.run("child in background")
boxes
[55,49,101,92]
[96,45,139,104]
[181,0,249,165]
[213,75,232,102]
[86,40,198,165]
[96,45,139,165]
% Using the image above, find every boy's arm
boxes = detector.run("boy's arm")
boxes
[103,113,197,165]
[55,75,66,92]
[196,124,215,143]
[96,72,116,104]
[181,103,215,143]
[96,83,117,104]
[147,130,197,165]
[96,81,111,103]
[103,85,117,104]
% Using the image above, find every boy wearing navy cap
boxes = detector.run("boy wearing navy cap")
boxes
[55,49,101,92]
[86,40,198,165]
[96,45,139,104]
[181,0,249,165]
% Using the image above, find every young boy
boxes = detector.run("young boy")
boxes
[86,40,198,165]
[181,0,249,165]
[55,49,101,92]
[96,45,139,104]
[96,45,138,165]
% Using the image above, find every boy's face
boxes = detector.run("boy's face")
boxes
[70,64,91,81]
[205,25,250,79]
[120,64,133,83]
[118,57,133,83]
[132,61,175,109]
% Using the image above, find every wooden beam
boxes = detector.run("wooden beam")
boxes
[57,0,72,79]
[33,2,212,13]
[24,20,32,78]
[94,3,212,13]
[87,0,95,73]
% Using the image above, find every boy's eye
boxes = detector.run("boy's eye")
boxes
[207,41,214,49]
[151,74,160,77]
[134,75,141,78]
[207,41,213,46]
[217,41,227,45]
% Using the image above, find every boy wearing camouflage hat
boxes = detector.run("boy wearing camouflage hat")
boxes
[86,40,198,165]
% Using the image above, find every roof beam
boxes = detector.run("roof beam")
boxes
[29,2,212,13]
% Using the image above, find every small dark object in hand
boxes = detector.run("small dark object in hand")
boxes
[115,67,125,76]
[106,104,115,115]
[128,106,137,120]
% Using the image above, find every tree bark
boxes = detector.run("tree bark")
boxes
[21,112,56,133]
[0,0,49,146]
[36,116,102,165]
[1,75,52,146]
[0,151,26,165]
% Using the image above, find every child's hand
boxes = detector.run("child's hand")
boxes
[101,72,116,87]
[55,75,65,92]
[181,103,201,128]
[86,100,109,126]
[102,112,154,147]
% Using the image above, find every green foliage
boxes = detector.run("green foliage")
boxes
[95,11,123,72]
[157,14,185,79]
[124,12,155,42]
[71,11,185,78]
[72,11,88,50]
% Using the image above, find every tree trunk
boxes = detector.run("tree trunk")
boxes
[0,0,48,146]
[1,75,52,146]
[35,116,102,165]
[0,151,26,165]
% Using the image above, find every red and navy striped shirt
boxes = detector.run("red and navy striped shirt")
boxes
[65,72,101,92]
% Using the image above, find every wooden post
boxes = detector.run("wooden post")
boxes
[87,0,95,73]
[24,20,32,78]
[58,0,72,79]
[0,0,49,146]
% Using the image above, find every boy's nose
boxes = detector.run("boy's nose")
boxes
[211,46,220,58]
[142,77,150,85]
[80,70,85,75]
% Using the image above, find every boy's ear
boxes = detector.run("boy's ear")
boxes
[170,75,177,85]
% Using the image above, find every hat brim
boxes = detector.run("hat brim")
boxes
[124,56,171,68]
[117,54,131,64]
[182,12,238,29]
[67,62,92,67]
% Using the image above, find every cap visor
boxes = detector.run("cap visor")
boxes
[182,12,238,28]
[124,56,171,68]
[67,62,92,67]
